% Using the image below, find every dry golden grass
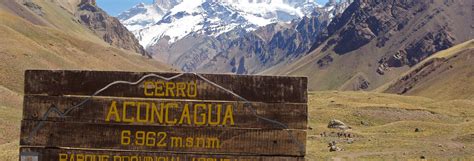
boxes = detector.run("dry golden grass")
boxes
[306,91,474,160]
[0,2,175,160]
[0,86,22,161]
[0,10,175,93]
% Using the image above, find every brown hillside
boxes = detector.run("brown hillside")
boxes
[0,0,174,93]
[0,1,174,160]
[382,40,474,100]
[263,0,471,91]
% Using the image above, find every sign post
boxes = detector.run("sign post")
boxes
[20,70,308,161]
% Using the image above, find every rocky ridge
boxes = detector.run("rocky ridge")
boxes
[266,0,471,91]
[77,0,150,57]
[122,0,352,73]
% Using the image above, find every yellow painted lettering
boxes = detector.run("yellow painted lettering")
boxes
[77,154,84,161]
[144,157,153,161]
[154,81,165,97]
[137,102,150,123]
[179,104,191,125]
[123,101,135,123]
[194,104,207,125]
[196,137,205,147]
[100,155,109,161]
[206,138,220,149]
[122,156,130,161]
[187,81,197,98]
[144,81,154,97]
[84,155,94,161]
[176,82,186,97]
[59,154,67,161]
[222,105,234,125]
[186,137,194,148]
[171,136,183,147]
[165,103,178,124]
[156,132,167,147]
[208,104,221,126]
[165,82,176,97]
[151,103,164,123]
[105,101,120,122]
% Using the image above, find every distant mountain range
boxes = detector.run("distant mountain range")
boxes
[8,0,466,95]
[119,0,353,73]
[264,0,472,91]
[120,0,323,45]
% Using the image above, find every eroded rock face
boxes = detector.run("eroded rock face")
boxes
[22,0,44,16]
[317,55,334,69]
[403,31,454,66]
[314,0,428,55]
[76,1,150,57]
[378,29,456,75]
[138,0,353,73]
[308,0,467,82]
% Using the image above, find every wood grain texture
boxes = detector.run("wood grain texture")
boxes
[20,121,306,156]
[21,70,308,158]
[22,95,307,129]
[20,147,306,161]
[24,70,308,103]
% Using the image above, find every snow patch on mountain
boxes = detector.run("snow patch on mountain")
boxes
[117,3,166,31]
[119,0,323,47]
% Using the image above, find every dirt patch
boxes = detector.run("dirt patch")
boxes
[353,107,453,125]
[452,134,474,143]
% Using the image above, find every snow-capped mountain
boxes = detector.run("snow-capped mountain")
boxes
[119,0,352,73]
[119,0,322,47]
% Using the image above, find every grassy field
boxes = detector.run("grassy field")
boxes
[1,90,473,160]
[0,86,21,161]
[306,91,474,160]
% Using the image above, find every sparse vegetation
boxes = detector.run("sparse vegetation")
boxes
[306,91,474,160]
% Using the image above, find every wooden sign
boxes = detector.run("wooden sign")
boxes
[20,70,308,161]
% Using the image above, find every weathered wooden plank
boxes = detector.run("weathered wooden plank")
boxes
[20,147,306,161]
[23,95,307,129]
[24,70,307,103]
[20,120,306,156]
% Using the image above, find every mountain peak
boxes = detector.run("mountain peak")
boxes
[153,0,182,9]
[120,0,327,46]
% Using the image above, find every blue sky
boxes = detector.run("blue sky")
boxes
[97,0,330,16]
[97,0,155,16]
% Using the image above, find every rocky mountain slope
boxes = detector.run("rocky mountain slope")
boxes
[120,0,352,73]
[0,0,172,92]
[76,0,150,57]
[0,0,173,160]
[265,0,472,91]
[382,40,474,100]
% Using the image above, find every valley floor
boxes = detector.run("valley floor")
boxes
[0,89,473,160]
[306,91,474,160]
